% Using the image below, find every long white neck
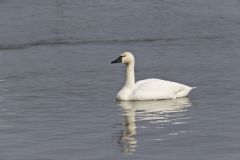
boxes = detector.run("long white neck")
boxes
[124,62,135,87]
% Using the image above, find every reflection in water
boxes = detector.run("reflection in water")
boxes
[117,98,192,154]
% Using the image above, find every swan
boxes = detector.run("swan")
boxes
[111,52,195,100]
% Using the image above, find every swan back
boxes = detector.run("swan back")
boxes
[129,79,193,100]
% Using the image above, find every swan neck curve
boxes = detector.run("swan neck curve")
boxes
[125,62,135,87]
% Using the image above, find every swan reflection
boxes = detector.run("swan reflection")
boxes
[117,98,192,154]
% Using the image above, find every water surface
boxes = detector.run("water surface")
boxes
[1,0,240,160]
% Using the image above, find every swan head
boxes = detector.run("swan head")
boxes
[111,52,135,64]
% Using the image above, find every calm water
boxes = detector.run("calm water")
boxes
[1,1,240,160]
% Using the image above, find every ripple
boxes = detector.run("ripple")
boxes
[117,98,192,154]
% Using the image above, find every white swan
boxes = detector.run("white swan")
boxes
[111,52,195,100]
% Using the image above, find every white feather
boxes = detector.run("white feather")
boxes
[130,79,193,100]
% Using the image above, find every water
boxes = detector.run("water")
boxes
[1,1,240,160]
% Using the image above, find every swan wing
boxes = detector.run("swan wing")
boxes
[130,79,192,100]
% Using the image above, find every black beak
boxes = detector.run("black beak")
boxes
[111,56,122,64]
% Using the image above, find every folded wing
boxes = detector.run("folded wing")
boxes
[130,79,192,100]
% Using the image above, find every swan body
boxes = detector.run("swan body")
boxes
[111,52,195,100]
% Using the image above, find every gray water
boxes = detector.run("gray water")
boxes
[1,1,240,160]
